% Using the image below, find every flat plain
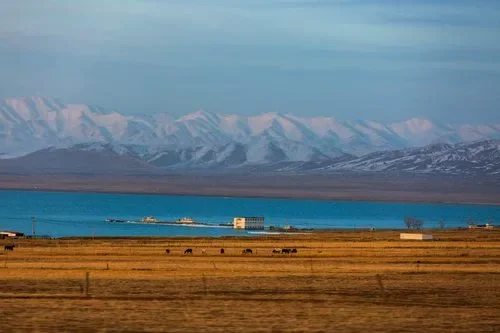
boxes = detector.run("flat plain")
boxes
[1,173,499,204]
[1,230,499,332]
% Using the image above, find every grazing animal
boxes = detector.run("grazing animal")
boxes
[184,248,193,255]
[4,245,15,251]
[165,249,170,255]
[272,249,281,254]
[201,249,207,255]
[281,248,291,254]
[220,248,225,254]
[242,248,253,255]
[291,248,297,254]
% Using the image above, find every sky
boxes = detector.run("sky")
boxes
[0,0,499,123]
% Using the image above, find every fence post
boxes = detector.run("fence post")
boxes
[375,274,386,298]
[202,274,208,297]
[84,272,90,297]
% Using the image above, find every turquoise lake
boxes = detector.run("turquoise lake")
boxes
[0,190,498,238]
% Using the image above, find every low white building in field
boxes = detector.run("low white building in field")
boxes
[233,217,265,230]
[400,233,433,241]
[0,231,25,238]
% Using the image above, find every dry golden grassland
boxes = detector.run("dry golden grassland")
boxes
[1,230,499,332]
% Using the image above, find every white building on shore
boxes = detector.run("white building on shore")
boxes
[233,217,265,230]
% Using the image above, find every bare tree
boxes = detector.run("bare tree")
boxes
[439,219,446,230]
[466,218,476,228]
[404,216,424,230]
[404,216,413,229]
[414,219,424,230]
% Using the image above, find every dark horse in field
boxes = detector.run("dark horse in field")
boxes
[184,248,193,255]
[242,248,253,255]
[4,245,15,251]
[220,248,225,254]
[280,248,297,254]
[165,249,170,255]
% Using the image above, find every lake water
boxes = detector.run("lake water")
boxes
[0,190,498,238]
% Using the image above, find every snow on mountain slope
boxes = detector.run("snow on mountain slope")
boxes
[1,97,499,166]
[317,140,500,175]
[5,139,497,176]
[146,138,315,168]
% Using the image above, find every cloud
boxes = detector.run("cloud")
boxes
[1,1,499,55]
[0,0,499,121]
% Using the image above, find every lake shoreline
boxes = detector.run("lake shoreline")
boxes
[1,179,499,238]
[51,228,480,240]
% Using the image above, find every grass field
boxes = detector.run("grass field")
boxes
[1,230,499,332]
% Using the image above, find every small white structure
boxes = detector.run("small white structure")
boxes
[400,233,433,241]
[177,217,195,224]
[233,217,265,230]
[142,216,157,223]
[469,223,495,230]
[0,231,25,238]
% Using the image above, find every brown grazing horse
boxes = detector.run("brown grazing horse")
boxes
[242,248,253,254]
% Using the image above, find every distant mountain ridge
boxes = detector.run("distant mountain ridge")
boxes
[274,140,500,176]
[0,139,498,177]
[1,97,499,167]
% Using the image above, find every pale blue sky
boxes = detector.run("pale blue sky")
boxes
[0,0,499,122]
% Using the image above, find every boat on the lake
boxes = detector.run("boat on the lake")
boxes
[103,216,233,228]
[176,217,195,224]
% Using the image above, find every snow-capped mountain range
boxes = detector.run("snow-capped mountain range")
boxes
[1,139,498,176]
[272,140,500,175]
[1,97,499,171]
